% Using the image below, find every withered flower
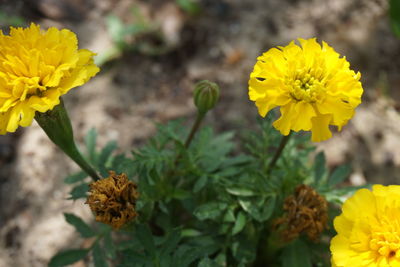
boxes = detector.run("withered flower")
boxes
[274,184,328,242]
[86,171,139,229]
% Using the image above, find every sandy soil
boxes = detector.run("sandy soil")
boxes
[0,0,399,266]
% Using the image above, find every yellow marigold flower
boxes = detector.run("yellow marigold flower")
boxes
[331,185,400,267]
[274,184,328,242]
[248,38,363,142]
[0,23,99,134]
[86,171,139,229]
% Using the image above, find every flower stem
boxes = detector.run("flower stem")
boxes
[268,132,292,173]
[165,112,205,181]
[184,112,205,148]
[35,99,101,181]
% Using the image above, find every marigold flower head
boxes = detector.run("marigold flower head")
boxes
[248,38,363,142]
[86,171,139,229]
[274,184,328,242]
[331,185,400,267]
[0,23,99,134]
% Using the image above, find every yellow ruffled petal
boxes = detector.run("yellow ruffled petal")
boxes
[0,23,99,134]
[311,113,332,142]
[291,101,315,131]
[316,95,354,127]
[273,102,296,136]
[248,38,363,142]
[331,185,400,267]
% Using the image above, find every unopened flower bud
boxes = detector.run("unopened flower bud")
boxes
[193,80,220,115]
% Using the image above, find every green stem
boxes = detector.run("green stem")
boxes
[35,99,101,181]
[165,112,206,181]
[268,132,292,173]
[62,143,101,181]
[184,112,205,148]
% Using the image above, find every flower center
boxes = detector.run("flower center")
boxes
[287,70,325,103]
[369,228,400,259]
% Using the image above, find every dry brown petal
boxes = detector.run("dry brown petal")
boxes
[86,171,139,229]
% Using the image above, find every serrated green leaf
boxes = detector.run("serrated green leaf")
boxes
[223,208,235,223]
[239,196,275,222]
[193,175,208,193]
[281,239,312,267]
[103,232,116,259]
[194,202,227,221]
[68,183,89,200]
[85,128,97,163]
[314,151,326,184]
[226,187,255,197]
[64,172,87,184]
[174,244,219,267]
[98,141,117,166]
[261,196,276,221]
[93,242,108,267]
[329,165,351,187]
[161,229,181,257]
[135,224,156,257]
[232,212,246,235]
[49,249,89,267]
[64,213,95,238]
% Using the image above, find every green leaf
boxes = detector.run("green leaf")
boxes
[85,128,97,163]
[232,212,246,235]
[281,239,312,267]
[329,165,351,187]
[98,141,117,166]
[93,242,108,267]
[226,187,255,197]
[161,229,181,257]
[314,151,326,184]
[198,257,219,267]
[390,0,400,37]
[171,188,191,200]
[223,208,235,223]
[103,232,117,259]
[64,172,87,184]
[120,249,151,265]
[135,224,156,257]
[106,15,126,45]
[239,196,275,222]
[261,196,276,221]
[68,183,89,200]
[64,213,95,238]
[194,202,227,221]
[175,0,201,15]
[181,229,202,237]
[174,244,219,267]
[193,175,208,193]
[49,249,89,267]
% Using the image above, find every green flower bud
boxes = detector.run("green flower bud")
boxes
[193,80,220,115]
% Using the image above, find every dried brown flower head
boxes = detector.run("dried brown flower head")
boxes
[86,171,139,229]
[274,184,328,242]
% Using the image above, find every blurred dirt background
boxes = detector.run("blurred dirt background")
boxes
[0,0,398,266]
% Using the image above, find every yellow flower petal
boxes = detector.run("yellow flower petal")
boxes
[311,113,332,142]
[0,23,100,134]
[248,38,363,142]
[331,185,400,267]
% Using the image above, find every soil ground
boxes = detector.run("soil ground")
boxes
[0,0,399,266]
